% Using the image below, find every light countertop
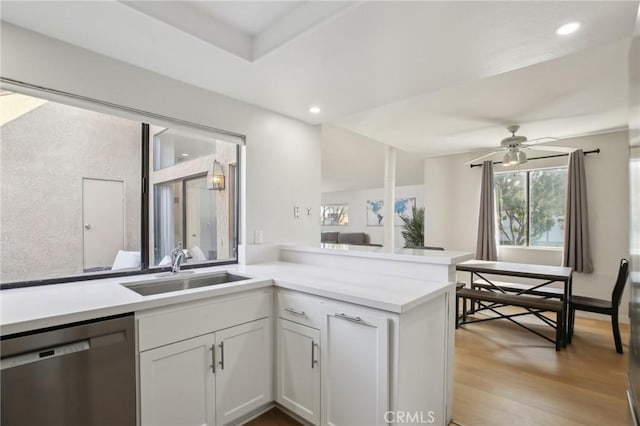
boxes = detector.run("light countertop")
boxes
[1,261,453,336]
[281,244,473,265]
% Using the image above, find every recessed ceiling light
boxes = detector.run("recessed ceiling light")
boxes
[309,106,321,114]
[180,153,190,157]
[556,22,581,36]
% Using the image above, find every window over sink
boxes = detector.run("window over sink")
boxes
[0,89,242,287]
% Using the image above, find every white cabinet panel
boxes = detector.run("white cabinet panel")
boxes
[277,318,321,424]
[322,309,389,426]
[140,334,215,426]
[137,289,272,352]
[214,318,272,425]
[277,289,327,329]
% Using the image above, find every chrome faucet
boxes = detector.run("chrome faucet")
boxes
[171,247,192,274]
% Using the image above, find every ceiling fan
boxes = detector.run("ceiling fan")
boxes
[465,125,574,166]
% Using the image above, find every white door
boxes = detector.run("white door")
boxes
[277,319,321,424]
[139,334,216,426]
[322,309,389,426]
[215,318,272,425]
[82,178,124,269]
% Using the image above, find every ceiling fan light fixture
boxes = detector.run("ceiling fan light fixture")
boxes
[502,150,517,166]
[502,148,526,167]
[467,125,561,167]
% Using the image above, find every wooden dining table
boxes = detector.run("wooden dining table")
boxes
[456,260,573,347]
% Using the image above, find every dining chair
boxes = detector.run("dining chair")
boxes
[568,258,630,353]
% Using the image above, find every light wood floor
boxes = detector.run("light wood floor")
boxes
[245,407,301,426]
[249,314,631,426]
[453,312,631,426]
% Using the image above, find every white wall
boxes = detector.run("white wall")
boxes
[424,131,631,315]
[1,23,321,249]
[321,123,425,193]
[322,184,425,248]
[1,101,140,281]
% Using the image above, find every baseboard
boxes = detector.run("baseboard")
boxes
[235,401,312,425]
[235,402,275,425]
[273,402,314,425]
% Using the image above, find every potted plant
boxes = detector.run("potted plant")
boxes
[400,206,424,248]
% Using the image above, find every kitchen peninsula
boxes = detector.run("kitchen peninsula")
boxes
[1,244,472,426]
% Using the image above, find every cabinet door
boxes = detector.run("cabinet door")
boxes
[277,318,321,424]
[215,317,272,425]
[322,309,389,426]
[140,334,215,426]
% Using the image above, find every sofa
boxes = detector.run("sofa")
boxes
[321,232,382,247]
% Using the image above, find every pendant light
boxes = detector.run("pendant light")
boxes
[207,160,225,190]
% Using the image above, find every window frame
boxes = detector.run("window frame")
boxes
[495,166,568,249]
[0,81,244,289]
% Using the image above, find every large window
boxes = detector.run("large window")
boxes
[495,167,567,248]
[0,90,240,286]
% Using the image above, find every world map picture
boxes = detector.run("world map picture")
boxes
[366,197,416,226]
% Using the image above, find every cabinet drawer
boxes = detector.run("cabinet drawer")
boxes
[277,289,325,330]
[137,288,272,351]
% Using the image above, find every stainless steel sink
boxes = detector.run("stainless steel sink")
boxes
[122,272,250,296]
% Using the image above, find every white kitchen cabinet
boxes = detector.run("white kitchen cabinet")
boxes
[139,333,215,426]
[214,317,272,425]
[276,290,392,426]
[276,318,321,424]
[322,309,389,426]
[276,287,450,426]
[137,289,273,426]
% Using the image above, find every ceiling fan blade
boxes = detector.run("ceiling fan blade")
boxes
[524,137,559,145]
[464,150,501,165]
[526,145,574,153]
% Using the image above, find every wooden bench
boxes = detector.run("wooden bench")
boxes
[472,279,564,298]
[456,287,564,351]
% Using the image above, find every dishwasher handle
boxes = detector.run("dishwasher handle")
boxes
[1,340,90,370]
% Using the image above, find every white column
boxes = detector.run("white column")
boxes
[383,146,396,250]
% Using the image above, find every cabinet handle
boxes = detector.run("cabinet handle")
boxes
[311,341,318,369]
[285,307,306,316]
[218,341,224,370]
[335,313,362,323]
[210,344,215,373]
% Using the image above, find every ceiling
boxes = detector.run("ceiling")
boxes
[1,1,638,158]
[186,2,302,36]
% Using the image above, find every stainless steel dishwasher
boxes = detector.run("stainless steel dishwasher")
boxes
[1,313,136,426]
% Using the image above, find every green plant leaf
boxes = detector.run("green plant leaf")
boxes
[401,206,424,248]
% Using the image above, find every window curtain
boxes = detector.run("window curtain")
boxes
[563,149,593,272]
[476,160,497,260]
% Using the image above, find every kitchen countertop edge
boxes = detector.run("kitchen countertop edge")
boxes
[1,262,453,336]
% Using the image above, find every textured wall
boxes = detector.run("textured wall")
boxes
[1,101,141,282]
